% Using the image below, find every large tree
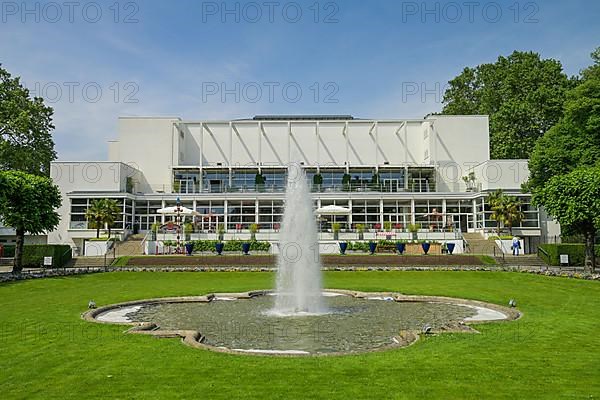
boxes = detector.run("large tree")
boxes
[527,48,600,271]
[527,48,600,189]
[533,167,600,272]
[442,51,574,159]
[0,65,56,176]
[0,171,61,273]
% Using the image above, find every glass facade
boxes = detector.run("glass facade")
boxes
[69,197,132,231]
[68,195,540,234]
[173,167,434,194]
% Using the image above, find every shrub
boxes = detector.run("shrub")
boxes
[539,243,600,266]
[5,245,73,268]
[190,240,271,252]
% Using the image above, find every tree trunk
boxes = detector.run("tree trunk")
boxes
[13,227,25,274]
[584,229,596,273]
[96,220,100,238]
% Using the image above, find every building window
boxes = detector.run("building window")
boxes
[379,168,405,192]
[203,169,229,192]
[320,168,345,190]
[227,200,256,230]
[258,200,284,230]
[351,200,380,229]
[407,167,436,192]
[231,169,258,191]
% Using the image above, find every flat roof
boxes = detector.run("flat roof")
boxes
[251,115,355,121]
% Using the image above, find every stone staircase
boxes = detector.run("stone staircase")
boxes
[462,232,501,255]
[66,257,111,268]
[496,254,548,268]
[114,234,146,257]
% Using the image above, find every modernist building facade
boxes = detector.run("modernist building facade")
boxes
[42,114,559,254]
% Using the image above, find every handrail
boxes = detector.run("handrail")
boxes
[537,246,550,264]
[140,231,151,255]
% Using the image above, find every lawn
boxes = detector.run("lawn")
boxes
[0,271,598,399]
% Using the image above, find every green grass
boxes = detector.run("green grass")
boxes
[1,271,599,399]
[476,255,498,265]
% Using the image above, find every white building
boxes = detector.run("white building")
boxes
[41,114,559,254]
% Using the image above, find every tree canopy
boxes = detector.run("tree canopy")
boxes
[527,48,600,189]
[533,166,600,271]
[0,65,56,175]
[528,47,600,272]
[442,51,574,159]
[0,170,62,272]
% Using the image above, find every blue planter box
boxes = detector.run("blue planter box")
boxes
[215,242,224,255]
[447,242,456,255]
[369,242,377,255]
[339,242,348,255]
[422,243,431,255]
[242,242,251,255]
[396,243,406,255]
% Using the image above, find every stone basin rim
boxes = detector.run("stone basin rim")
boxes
[82,289,522,357]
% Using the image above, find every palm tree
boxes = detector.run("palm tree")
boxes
[488,189,504,234]
[101,199,122,238]
[488,190,524,235]
[85,199,122,238]
[503,198,524,235]
[85,200,104,238]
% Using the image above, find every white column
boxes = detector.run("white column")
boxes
[199,123,204,193]
[410,199,415,225]
[348,199,353,228]
[255,199,259,225]
[224,199,228,231]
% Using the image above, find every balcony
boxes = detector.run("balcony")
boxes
[171,181,436,194]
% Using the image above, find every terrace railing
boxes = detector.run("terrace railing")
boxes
[171,182,436,194]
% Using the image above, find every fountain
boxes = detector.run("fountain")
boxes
[272,164,325,315]
[87,167,519,355]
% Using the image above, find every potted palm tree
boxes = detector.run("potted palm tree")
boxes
[371,172,380,190]
[332,222,341,240]
[462,172,476,192]
[356,223,365,240]
[342,173,351,191]
[150,222,160,241]
[217,223,225,242]
[249,223,259,241]
[408,223,419,241]
[255,173,265,192]
[184,222,193,241]
[313,173,323,191]
[383,221,393,239]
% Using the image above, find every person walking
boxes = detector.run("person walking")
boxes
[512,236,521,256]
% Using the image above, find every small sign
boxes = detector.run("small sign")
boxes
[43,256,53,266]
[560,254,569,265]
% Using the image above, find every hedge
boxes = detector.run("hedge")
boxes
[539,243,600,266]
[161,240,271,253]
[0,244,72,268]
[346,240,442,252]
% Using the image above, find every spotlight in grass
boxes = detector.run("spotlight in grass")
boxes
[508,299,516,308]
[422,324,432,334]
[88,300,96,309]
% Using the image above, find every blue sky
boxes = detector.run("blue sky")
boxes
[1,0,598,161]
